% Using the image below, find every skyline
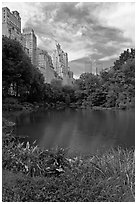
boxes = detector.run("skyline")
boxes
[2,2,135,78]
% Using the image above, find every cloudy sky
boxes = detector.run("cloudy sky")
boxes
[2,2,135,78]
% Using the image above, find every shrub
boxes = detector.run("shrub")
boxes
[2,118,135,202]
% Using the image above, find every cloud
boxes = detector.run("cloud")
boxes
[99,54,118,62]
[93,2,135,43]
[2,2,42,28]
[2,2,135,78]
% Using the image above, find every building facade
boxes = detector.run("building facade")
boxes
[2,6,74,86]
[52,43,69,78]
[52,43,74,86]
[22,28,37,67]
[2,7,21,39]
[2,7,29,55]
[68,70,75,86]
[37,48,56,83]
[92,61,103,75]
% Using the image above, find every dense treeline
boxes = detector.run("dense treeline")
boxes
[2,36,135,110]
[75,48,135,109]
[2,36,45,102]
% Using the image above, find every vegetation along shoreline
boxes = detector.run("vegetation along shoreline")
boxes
[2,117,135,202]
[2,31,135,202]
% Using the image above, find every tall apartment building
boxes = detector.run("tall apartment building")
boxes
[2,7,21,39]
[37,48,56,83]
[2,7,29,55]
[96,61,103,75]
[68,70,75,85]
[52,43,74,86]
[52,43,69,78]
[2,7,74,86]
[92,61,103,75]
[22,28,37,66]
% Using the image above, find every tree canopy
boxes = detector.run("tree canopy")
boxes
[2,36,45,101]
[2,36,135,109]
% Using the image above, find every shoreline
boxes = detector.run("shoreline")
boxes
[2,116,135,202]
[3,101,135,121]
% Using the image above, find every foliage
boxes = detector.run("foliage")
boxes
[2,36,135,110]
[105,52,135,109]
[3,97,23,111]
[113,48,135,70]
[51,79,63,88]
[2,36,45,102]
[3,131,70,177]
[3,138,135,201]
[3,36,33,98]
[27,69,45,103]
[74,49,135,109]
[2,118,135,202]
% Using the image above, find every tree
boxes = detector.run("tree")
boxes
[113,48,135,70]
[2,36,46,103]
[28,69,45,103]
[51,79,62,89]
[101,49,135,108]
[2,36,33,99]
[77,73,100,94]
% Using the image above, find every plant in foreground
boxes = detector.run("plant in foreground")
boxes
[2,118,135,202]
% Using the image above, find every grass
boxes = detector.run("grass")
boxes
[2,117,135,202]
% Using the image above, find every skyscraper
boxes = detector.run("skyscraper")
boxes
[2,6,74,86]
[2,7,22,43]
[52,43,74,85]
[22,28,37,66]
[2,7,29,55]
[37,48,55,83]
[52,43,69,78]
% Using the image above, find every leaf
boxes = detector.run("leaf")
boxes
[25,142,30,151]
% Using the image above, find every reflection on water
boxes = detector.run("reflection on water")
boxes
[16,109,135,155]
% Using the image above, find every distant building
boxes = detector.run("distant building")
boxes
[2,7,21,39]
[2,6,74,86]
[22,28,37,66]
[68,70,75,86]
[92,60,103,75]
[84,60,93,73]
[2,7,29,55]
[52,43,70,78]
[95,61,103,75]
[37,48,56,83]
[52,43,74,86]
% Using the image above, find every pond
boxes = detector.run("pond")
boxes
[15,109,135,155]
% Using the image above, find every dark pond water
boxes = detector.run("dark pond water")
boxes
[16,109,135,155]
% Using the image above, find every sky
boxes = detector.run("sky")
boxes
[2,2,135,78]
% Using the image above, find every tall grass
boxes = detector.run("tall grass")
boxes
[2,118,135,202]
